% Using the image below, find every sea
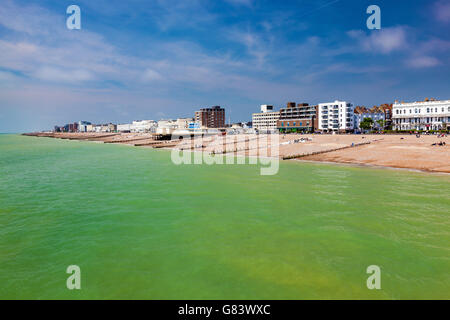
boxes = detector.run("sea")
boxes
[0,134,449,299]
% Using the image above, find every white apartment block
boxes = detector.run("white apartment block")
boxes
[156,120,178,134]
[78,121,92,132]
[117,120,156,133]
[132,120,157,133]
[252,105,280,132]
[117,123,132,132]
[392,99,450,131]
[318,100,354,132]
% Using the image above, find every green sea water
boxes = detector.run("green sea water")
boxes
[0,134,449,299]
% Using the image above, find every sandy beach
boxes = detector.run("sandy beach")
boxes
[24,132,449,173]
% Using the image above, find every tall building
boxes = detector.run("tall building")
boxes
[318,100,354,132]
[252,105,280,132]
[277,102,318,133]
[392,99,450,131]
[195,106,225,128]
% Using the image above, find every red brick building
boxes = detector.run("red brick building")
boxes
[195,106,225,128]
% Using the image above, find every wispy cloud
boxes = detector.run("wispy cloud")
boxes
[348,26,408,54]
[406,56,440,68]
[226,29,271,67]
[433,0,450,23]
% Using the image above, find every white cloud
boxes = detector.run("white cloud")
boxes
[406,56,440,68]
[348,26,408,54]
[142,69,162,82]
[34,67,94,82]
[226,29,271,67]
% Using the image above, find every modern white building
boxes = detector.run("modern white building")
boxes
[117,123,132,132]
[392,99,450,131]
[131,120,157,133]
[156,120,178,134]
[117,120,156,133]
[252,105,280,132]
[318,100,354,132]
[78,121,92,132]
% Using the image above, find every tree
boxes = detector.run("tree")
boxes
[376,119,385,130]
[360,117,374,131]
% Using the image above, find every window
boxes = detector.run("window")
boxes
[427,108,430,113]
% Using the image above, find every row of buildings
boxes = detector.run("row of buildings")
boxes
[252,98,450,133]
[54,98,450,135]
[55,121,118,133]
[391,98,450,131]
[54,106,227,134]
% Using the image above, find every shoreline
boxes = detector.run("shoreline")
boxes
[290,158,450,176]
[21,132,450,174]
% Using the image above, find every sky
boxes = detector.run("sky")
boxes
[0,0,449,132]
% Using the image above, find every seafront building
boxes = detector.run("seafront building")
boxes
[176,118,194,129]
[156,120,178,134]
[117,120,156,133]
[392,98,450,131]
[93,123,117,133]
[78,121,92,132]
[131,120,157,133]
[195,106,225,128]
[353,106,386,131]
[277,102,318,133]
[78,121,90,132]
[117,123,131,132]
[252,105,280,132]
[318,100,354,133]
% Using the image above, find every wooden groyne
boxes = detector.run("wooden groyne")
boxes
[104,136,155,144]
[282,141,373,160]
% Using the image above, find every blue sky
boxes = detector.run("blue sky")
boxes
[0,0,449,132]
